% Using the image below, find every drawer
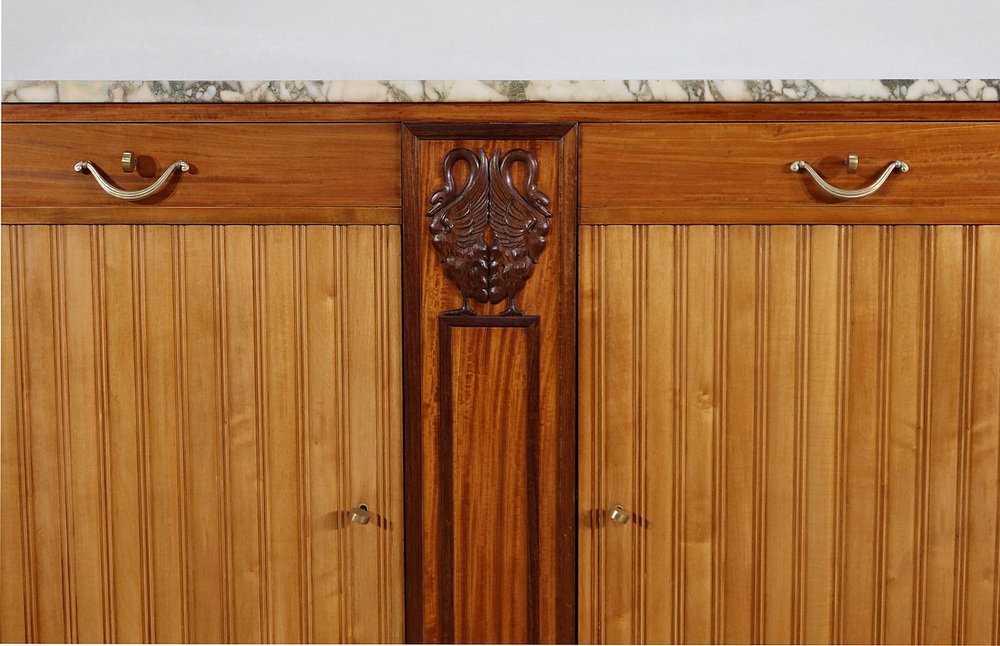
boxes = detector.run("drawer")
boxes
[580,122,1000,222]
[2,123,400,210]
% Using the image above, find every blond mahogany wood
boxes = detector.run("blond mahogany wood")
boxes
[1,124,400,209]
[0,224,404,643]
[579,123,1000,211]
[4,102,1000,124]
[402,125,577,644]
[580,206,1000,225]
[579,224,1000,645]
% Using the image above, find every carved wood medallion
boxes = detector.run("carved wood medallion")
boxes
[427,147,552,316]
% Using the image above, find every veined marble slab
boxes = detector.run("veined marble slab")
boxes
[3,79,999,103]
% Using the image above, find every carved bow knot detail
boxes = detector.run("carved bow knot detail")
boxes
[427,147,552,316]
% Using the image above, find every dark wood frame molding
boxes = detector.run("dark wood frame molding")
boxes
[5,101,999,123]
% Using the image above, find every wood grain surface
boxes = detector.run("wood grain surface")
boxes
[2,124,400,209]
[1,206,401,226]
[0,224,404,643]
[579,224,1000,645]
[402,125,577,644]
[2,102,997,645]
[580,123,1000,215]
[440,319,540,643]
[5,102,1000,124]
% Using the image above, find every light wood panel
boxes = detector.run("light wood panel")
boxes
[2,124,400,209]
[579,123,1000,215]
[0,224,403,643]
[579,224,1000,645]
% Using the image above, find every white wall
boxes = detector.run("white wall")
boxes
[3,0,998,80]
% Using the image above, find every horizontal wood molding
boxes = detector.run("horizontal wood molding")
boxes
[2,123,400,208]
[579,224,1000,645]
[0,224,404,643]
[580,206,1000,225]
[4,102,1000,124]
[2,206,401,226]
[404,121,574,140]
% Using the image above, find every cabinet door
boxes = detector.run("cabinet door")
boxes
[579,224,1000,644]
[0,224,403,643]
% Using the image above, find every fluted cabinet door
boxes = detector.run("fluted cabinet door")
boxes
[579,224,1000,644]
[0,224,404,643]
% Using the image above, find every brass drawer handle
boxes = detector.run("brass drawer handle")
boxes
[790,159,909,201]
[74,158,189,201]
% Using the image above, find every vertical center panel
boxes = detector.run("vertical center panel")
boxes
[440,318,540,643]
[402,124,577,644]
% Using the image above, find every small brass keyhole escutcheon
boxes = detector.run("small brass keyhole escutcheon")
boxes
[609,504,630,525]
[350,503,371,525]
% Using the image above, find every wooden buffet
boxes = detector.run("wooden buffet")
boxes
[2,100,999,644]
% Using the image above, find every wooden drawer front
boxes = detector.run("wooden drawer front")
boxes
[2,123,400,209]
[580,122,1000,221]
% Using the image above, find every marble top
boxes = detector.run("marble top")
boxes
[3,80,999,103]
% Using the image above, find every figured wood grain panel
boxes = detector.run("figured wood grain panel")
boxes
[1,124,400,208]
[579,224,1000,645]
[445,323,538,643]
[579,123,1000,210]
[0,224,403,644]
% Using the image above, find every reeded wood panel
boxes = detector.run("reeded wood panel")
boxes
[0,224,403,643]
[579,224,1000,645]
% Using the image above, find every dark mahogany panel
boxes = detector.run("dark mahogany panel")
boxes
[402,123,577,644]
[439,317,540,643]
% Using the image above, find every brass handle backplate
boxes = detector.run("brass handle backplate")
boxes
[846,152,859,173]
[121,151,138,173]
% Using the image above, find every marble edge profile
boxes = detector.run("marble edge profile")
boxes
[3,79,999,103]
